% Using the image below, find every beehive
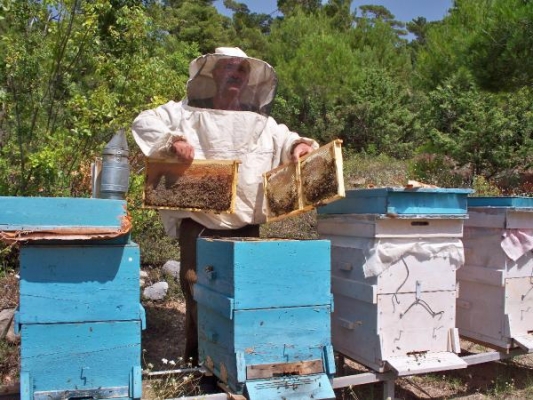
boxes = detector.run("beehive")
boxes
[143,158,239,212]
[456,196,533,351]
[195,238,335,399]
[264,139,344,222]
[318,188,473,375]
[0,197,144,400]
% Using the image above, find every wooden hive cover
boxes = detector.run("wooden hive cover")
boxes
[143,158,239,213]
[264,139,345,222]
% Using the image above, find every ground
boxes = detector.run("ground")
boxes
[139,294,533,400]
[2,267,533,399]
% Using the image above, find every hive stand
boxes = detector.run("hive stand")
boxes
[0,197,145,400]
[317,188,473,376]
[457,196,533,352]
[195,238,336,400]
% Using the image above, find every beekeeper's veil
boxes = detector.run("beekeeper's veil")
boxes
[186,47,278,116]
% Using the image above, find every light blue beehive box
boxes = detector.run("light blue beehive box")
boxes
[0,197,144,400]
[195,238,336,400]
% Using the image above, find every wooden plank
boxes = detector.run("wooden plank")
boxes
[332,276,377,304]
[246,360,323,379]
[456,265,505,287]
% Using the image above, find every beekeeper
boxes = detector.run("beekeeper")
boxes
[131,47,319,364]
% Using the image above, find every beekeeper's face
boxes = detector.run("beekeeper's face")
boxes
[212,58,251,95]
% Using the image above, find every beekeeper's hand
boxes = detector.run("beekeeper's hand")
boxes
[291,142,313,163]
[170,140,195,162]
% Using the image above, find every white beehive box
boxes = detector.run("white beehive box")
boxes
[457,197,533,352]
[317,188,472,375]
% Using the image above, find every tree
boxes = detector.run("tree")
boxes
[267,7,417,156]
[406,17,429,45]
[357,4,407,37]
[414,0,490,90]
[277,0,321,16]
[420,72,533,177]
[412,0,533,91]
[161,0,236,54]
[222,0,272,54]
[0,0,194,196]
[467,0,533,91]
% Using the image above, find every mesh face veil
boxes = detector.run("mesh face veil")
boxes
[186,47,278,116]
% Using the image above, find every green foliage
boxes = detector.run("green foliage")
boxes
[471,175,502,196]
[162,0,236,54]
[328,68,420,157]
[2,0,533,269]
[420,72,533,177]
[414,0,489,90]
[268,8,416,157]
[343,152,408,187]
[0,0,193,196]
[409,154,471,188]
[415,0,533,92]
[466,0,533,91]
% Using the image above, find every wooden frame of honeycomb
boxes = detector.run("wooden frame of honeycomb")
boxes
[264,139,345,222]
[143,158,239,213]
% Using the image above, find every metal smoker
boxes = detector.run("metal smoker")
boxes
[93,129,130,199]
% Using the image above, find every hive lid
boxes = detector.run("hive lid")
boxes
[264,139,345,222]
[318,187,474,216]
[143,158,239,213]
[0,197,131,243]
[468,196,533,209]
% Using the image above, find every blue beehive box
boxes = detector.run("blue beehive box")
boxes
[18,244,142,324]
[0,197,144,400]
[18,321,143,400]
[195,238,335,399]
[318,187,473,216]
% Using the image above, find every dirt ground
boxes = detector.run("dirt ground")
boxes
[140,296,533,400]
[3,267,533,399]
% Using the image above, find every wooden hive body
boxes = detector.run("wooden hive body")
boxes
[0,197,144,400]
[318,188,472,375]
[195,238,336,399]
[457,197,533,351]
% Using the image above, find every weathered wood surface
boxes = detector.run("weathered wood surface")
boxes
[0,197,131,243]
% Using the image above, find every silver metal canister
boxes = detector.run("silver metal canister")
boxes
[99,129,130,199]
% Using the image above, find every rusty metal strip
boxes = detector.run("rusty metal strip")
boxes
[0,214,132,244]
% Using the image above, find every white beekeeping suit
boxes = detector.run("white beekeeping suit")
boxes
[132,47,318,234]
